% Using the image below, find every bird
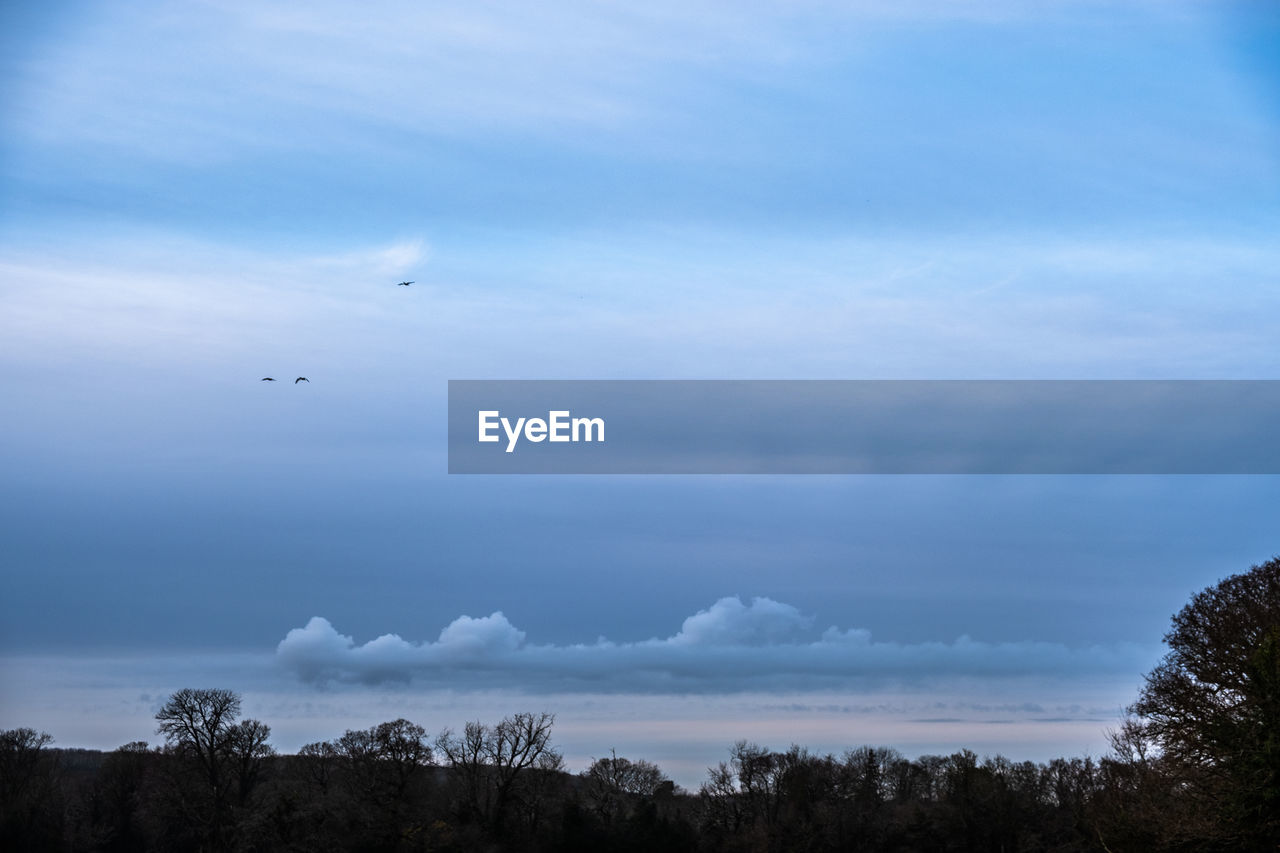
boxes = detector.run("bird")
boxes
[261,377,275,381]
[295,377,309,383]
[397,280,413,286]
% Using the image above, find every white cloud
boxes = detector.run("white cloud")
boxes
[275,596,1155,691]
[671,596,812,646]
[277,612,528,684]
[435,612,526,655]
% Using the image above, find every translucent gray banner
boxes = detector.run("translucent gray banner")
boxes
[447,380,1280,474]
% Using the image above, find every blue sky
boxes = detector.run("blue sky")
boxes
[2,0,1279,784]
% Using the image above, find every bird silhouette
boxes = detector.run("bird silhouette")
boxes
[397,280,413,286]
[261,377,275,381]
[295,377,309,383]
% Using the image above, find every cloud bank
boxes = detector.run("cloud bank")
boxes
[277,596,1152,691]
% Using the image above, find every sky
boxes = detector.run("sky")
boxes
[2,0,1279,786]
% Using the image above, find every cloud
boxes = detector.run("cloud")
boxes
[276,596,1154,691]
[311,239,427,277]
[671,596,812,646]
[277,612,527,683]
[436,612,526,655]
[12,0,1072,158]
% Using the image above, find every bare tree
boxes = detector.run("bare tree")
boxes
[582,749,669,823]
[226,719,274,807]
[83,741,152,853]
[699,741,784,838]
[152,688,271,851]
[731,740,784,828]
[436,711,560,835]
[334,718,432,803]
[155,688,242,799]
[0,728,63,849]
[297,740,339,795]
[324,718,434,847]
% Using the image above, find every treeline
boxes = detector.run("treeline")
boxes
[0,696,1236,852]
[5,556,1279,851]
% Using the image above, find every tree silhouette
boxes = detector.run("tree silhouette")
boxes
[581,750,669,824]
[0,728,64,849]
[1128,556,1280,848]
[315,717,436,847]
[436,711,560,837]
[153,688,273,851]
[81,741,152,853]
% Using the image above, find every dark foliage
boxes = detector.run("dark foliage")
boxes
[0,727,65,850]
[1120,555,1280,851]
[0,725,1228,853]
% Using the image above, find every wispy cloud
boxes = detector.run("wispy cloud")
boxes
[276,596,1154,691]
[6,0,1240,166]
[310,239,427,277]
[6,230,1277,382]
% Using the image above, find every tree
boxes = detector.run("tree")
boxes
[436,712,560,836]
[155,688,242,799]
[0,728,64,850]
[153,687,273,850]
[581,750,669,824]
[335,718,432,804]
[1127,556,1280,849]
[698,741,785,845]
[82,741,153,853]
[324,718,435,847]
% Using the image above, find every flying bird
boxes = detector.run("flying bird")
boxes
[261,377,275,381]
[295,377,309,383]
[397,280,413,286]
